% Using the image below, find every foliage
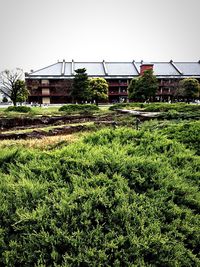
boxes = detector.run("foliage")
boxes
[127,78,137,99]
[2,97,8,103]
[128,69,158,101]
[89,78,108,105]
[0,126,199,266]
[160,110,200,120]
[15,80,29,103]
[71,68,90,103]
[0,69,28,106]
[59,104,99,114]
[5,106,32,113]
[142,120,200,155]
[110,102,200,112]
[176,78,200,101]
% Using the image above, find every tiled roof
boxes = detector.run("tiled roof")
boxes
[26,60,200,78]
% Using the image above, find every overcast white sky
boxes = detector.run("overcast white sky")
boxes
[0,0,199,72]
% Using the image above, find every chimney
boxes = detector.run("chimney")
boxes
[140,63,154,75]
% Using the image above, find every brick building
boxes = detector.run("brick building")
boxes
[25,60,200,104]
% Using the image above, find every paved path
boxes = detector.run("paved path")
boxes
[117,109,160,117]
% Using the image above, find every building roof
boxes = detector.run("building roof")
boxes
[26,60,200,79]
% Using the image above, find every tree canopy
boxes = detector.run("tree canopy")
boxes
[176,78,200,102]
[89,78,108,105]
[0,69,28,106]
[71,68,90,103]
[128,69,158,101]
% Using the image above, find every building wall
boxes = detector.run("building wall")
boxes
[27,79,73,104]
[26,76,200,104]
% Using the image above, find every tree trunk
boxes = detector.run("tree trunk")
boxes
[12,98,17,106]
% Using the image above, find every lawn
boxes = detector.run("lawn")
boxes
[0,104,111,118]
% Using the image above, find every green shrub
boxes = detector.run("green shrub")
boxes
[5,106,31,113]
[110,102,200,112]
[144,103,200,112]
[0,127,200,266]
[59,104,99,114]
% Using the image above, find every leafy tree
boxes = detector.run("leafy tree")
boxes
[0,69,28,106]
[89,78,108,105]
[71,68,90,103]
[176,78,200,102]
[15,80,29,104]
[2,96,8,103]
[128,78,137,99]
[128,69,158,101]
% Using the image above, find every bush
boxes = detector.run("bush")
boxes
[5,106,31,113]
[0,127,200,266]
[59,104,99,114]
[110,102,200,112]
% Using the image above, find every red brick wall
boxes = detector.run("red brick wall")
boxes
[140,64,154,75]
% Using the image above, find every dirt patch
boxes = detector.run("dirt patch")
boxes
[0,114,117,130]
[0,125,91,140]
[0,115,94,130]
[0,113,124,140]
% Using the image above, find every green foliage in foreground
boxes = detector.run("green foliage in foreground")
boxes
[142,120,200,155]
[0,127,200,266]
[59,104,99,114]
[5,106,32,113]
[110,102,200,112]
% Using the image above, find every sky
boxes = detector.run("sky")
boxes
[0,0,200,73]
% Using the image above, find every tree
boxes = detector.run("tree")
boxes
[2,96,8,103]
[89,78,108,105]
[0,69,28,106]
[128,78,137,99]
[71,68,90,103]
[128,69,158,101]
[15,80,29,104]
[176,78,200,103]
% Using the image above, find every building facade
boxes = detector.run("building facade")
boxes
[25,60,200,104]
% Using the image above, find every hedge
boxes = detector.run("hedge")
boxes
[5,106,32,113]
[59,104,99,113]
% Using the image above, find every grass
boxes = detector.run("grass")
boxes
[0,105,111,118]
[0,133,85,150]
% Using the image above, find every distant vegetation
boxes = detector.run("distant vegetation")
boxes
[0,69,29,106]
[59,104,99,114]
[110,102,200,112]
[128,69,158,101]
[5,106,32,113]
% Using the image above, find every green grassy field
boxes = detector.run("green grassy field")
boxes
[0,104,111,118]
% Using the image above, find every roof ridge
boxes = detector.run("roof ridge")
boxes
[102,60,108,75]
[28,62,61,75]
[132,60,140,74]
[170,60,183,75]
